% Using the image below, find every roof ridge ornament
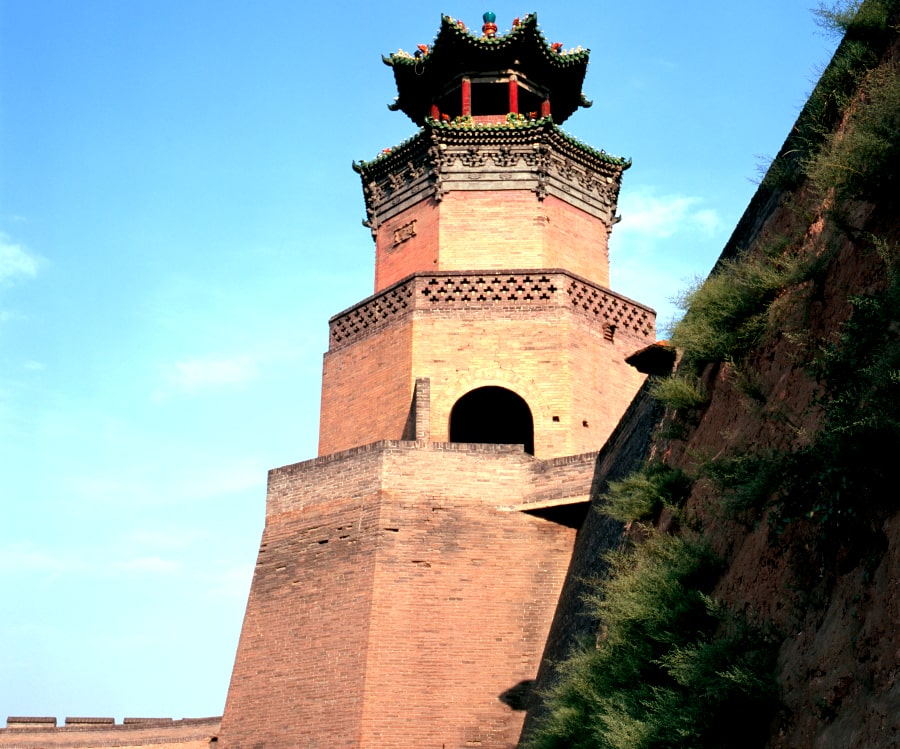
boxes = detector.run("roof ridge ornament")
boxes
[482,11,498,39]
[383,13,593,126]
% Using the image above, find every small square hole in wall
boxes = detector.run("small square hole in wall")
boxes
[582,420,589,427]
[552,415,560,422]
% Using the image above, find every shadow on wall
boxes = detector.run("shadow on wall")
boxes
[499,680,536,711]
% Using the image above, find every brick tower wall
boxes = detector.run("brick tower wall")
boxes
[374,200,440,293]
[415,306,649,457]
[318,317,414,457]
[374,193,610,292]
[319,275,653,458]
[219,442,587,749]
[359,447,578,749]
[219,448,387,749]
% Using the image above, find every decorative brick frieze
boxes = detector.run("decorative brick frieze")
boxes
[328,278,415,347]
[355,122,628,230]
[329,270,655,349]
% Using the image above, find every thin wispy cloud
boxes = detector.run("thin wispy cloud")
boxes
[161,354,260,396]
[65,457,264,508]
[0,545,90,575]
[615,188,723,242]
[0,233,43,284]
[199,565,255,601]
[0,543,181,578]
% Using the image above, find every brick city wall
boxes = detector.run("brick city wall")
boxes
[0,717,220,749]
[373,193,611,291]
[219,442,593,749]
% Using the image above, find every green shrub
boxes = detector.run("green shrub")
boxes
[650,374,709,410]
[762,0,898,190]
[670,252,807,368]
[814,0,899,37]
[806,62,900,201]
[528,534,777,749]
[701,451,789,518]
[603,462,694,524]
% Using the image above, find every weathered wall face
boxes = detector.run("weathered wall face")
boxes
[522,24,900,749]
[219,447,386,749]
[219,442,591,749]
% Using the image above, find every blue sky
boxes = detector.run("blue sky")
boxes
[0,1,837,722]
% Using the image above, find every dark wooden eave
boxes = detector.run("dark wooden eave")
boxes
[384,13,591,126]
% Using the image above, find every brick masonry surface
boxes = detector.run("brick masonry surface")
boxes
[218,442,594,749]
[374,193,611,291]
[319,270,654,458]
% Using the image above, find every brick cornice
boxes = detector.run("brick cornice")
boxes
[354,123,628,232]
[327,269,655,351]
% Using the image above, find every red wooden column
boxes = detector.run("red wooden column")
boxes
[462,77,472,116]
[541,98,551,118]
[509,75,518,114]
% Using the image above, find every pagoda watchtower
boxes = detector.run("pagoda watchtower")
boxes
[320,13,652,460]
[220,14,655,749]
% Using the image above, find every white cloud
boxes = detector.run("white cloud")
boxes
[615,188,723,240]
[0,233,42,284]
[0,544,89,575]
[64,457,265,508]
[162,354,260,395]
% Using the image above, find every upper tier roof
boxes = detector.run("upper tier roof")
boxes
[384,13,591,126]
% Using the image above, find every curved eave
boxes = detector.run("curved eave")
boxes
[354,119,630,181]
[385,13,591,127]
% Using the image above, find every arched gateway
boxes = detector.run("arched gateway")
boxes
[449,386,535,455]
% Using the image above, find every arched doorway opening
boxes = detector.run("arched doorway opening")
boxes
[449,386,535,455]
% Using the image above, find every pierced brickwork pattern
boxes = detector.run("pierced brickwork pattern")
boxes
[330,280,414,346]
[421,274,558,304]
[329,272,654,349]
[566,279,654,337]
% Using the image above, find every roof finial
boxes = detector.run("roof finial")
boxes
[482,11,498,38]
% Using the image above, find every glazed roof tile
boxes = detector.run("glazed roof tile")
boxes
[384,13,591,126]
[353,118,630,174]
